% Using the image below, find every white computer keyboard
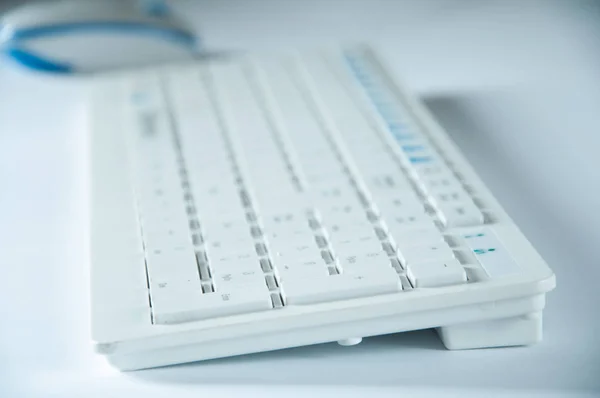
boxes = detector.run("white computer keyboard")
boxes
[88,45,555,370]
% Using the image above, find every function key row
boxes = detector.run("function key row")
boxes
[339,52,485,229]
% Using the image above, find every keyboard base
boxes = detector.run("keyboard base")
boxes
[102,293,546,371]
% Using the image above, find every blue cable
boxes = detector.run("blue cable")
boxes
[3,47,73,73]
[4,21,196,46]
[1,20,198,73]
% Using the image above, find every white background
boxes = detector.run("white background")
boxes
[1,0,599,397]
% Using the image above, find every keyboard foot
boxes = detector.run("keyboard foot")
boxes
[436,311,543,350]
[337,337,363,346]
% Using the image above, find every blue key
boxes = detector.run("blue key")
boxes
[409,156,433,164]
[401,145,425,153]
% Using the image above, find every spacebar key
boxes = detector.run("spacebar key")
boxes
[283,273,401,305]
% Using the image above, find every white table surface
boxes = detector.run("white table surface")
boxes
[1,1,599,397]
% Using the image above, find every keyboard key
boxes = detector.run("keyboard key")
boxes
[277,266,330,282]
[343,264,399,284]
[374,194,424,218]
[265,231,315,250]
[460,227,521,277]
[381,213,435,234]
[330,234,383,257]
[146,249,199,284]
[363,172,412,195]
[320,217,374,233]
[202,221,252,240]
[435,201,484,228]
[282,272,401,305]
[194,185,241,208]
[272,254,327,275]
[304,171,348,188]
[143,234,194,253]
[134,181,182,202]
[270,242,321,259]
[203,234,255,253]
[260,211,310,230]
[406,259,466,288]
[152,286,272,324]
[408,161,446,178]
[338,251,392,273]
[207,249,260,268]
[386,226,444,249]
[325,223,378,242]
[209,258,262,273]
[195,196,244,217]
[417,171,456,192]
[212,269,267,290]
[148,275,202,299]
[318,202,365,222]
[397,241,455,266]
